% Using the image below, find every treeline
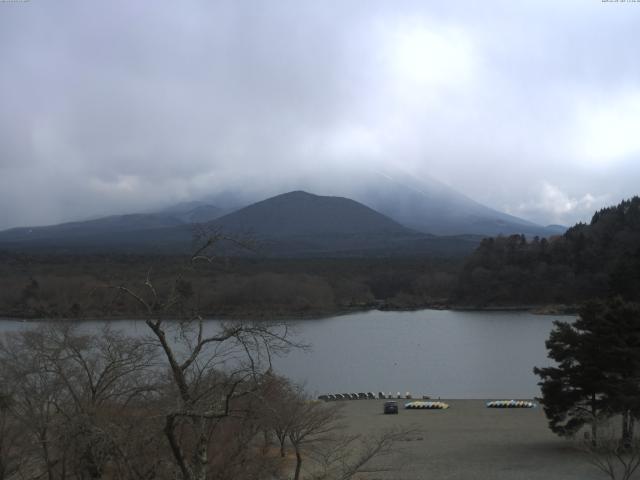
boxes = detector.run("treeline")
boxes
[0,254,462,319]
[455,197,640,307]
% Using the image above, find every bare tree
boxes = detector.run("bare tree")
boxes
[0,324,160,480]
[252,359,414,480]
[286,395,344,480]
[258,372,298,458]
[113,236,301,480]
[0,328,69,480]
[0,391,24,480]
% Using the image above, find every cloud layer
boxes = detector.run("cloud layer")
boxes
[1,0,639,229]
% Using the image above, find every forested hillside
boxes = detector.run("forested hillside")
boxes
[455,197,640,306]
[0,254,461,319]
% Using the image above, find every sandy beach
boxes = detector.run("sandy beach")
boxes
[338,399,602,480]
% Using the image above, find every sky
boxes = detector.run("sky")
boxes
[1,0,639,230]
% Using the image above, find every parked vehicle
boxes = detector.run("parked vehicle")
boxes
[383,401,399,414]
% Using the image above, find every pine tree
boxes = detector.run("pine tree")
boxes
[534,299,640,445]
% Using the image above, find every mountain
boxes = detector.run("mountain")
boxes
[157,201,210,216]
[180,205,224,223]
[207,191,479,257]
[211,190,411,237]
[0,213,192,252]
[0,214,184,242]
[0,167,565,241]
[301,167,563,237]
[0,199,229,251]
[194,166,566,237]
[0,191,481,257]
[156,202,225,223]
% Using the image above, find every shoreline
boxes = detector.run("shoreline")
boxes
[0,303,577,322]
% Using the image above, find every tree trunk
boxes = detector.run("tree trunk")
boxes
[83,450,102,479]
[192,419,209,480]
[621,410,633,450]
[164,415,192,480]
[293,445,302,480]
[262,430,271,455]
[40,429,55,480]
[280,437,286,458]
[591,394,598,447]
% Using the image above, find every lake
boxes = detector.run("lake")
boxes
[0,309,568,399]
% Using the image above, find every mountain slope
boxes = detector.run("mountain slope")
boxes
[210,190,414,237]
[0,213,193,254]
[199,167,565,237]
[156,202,225,223]
[304,167,562,237]
[207,191,431,256]
[0,214,185,243]
[0,191,481,257]
[0,201,226,250]
[0,167,563,241]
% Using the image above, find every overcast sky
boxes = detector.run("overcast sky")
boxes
[1,0,639,230]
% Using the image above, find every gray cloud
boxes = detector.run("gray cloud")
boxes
[1,0,639,229]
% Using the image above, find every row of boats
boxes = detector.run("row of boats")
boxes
[404,400,536,409]
[318,393,537,409]
[486,400,536,408]
[318,392,430,401]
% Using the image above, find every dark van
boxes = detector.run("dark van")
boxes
[383,401,399,414]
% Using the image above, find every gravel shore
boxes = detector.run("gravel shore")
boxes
[339,399,601,480]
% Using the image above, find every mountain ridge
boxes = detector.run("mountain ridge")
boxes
[0,190,478,257]
[317,168,562,237]
[0,166,565,238]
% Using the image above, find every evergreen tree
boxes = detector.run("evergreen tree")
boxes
[585,299,640,447]
[534,299,640,444]
[534,310,609,443]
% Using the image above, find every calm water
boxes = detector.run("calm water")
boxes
[0,309,568,399]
